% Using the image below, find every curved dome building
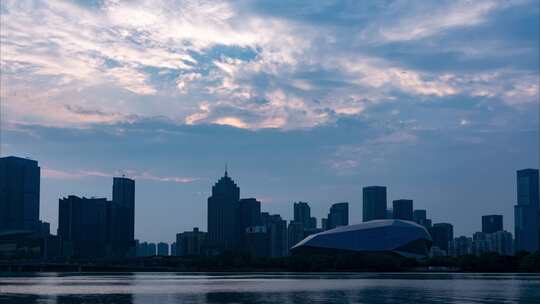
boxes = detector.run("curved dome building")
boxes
[290,219,432,258]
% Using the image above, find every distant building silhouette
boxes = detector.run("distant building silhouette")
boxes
[245,225,269,257]
[111,177,136,257]
[363,186,387,222]
[58,195,109,258]
[157,242,169,256]
[413,209,432,230]
[287,221,304,252]
[207,170,240,251]
[171,242,177,256]
[431,223,453,253]
[261,213,288,257]
[514,168,539,252]
[238,198,261,246]
[0,156,40,232]
[326,202,349,230]
[482,215,503,234]
[294,202,312,228]
[148,243,157,256]
[176,227,207,256]
[393,199,413,221]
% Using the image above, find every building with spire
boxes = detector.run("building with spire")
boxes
[207,169,240,251]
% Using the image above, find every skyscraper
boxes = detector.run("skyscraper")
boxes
[57,196,109,258]
[327,202,349,229]
[431,223,454,252]
[293,202,311,228]
[514,168,540,252]
[157,242,169,256]
[362,186,387,222]
[393,199,413,221]
[207,170,240,251]
[261,213,288,257]
[0,156,40,232]
[482,215,503,234]
[238,198,261,245]
[111,176,136,257]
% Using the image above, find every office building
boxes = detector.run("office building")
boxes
[238,198,261,244]
[0,156,40,232]
[57,196,109,258]
[245,226,269,257]
[294,202,311,228]
[326,202,349,230]
[176,227,207,256]
[431,223,453,253]
[171,242,177,256]
[157,242,169,256]
[482,215,503,234]
[207,170,240,251]
[448,236,473,257]
[287,221,305,252]
[362,186,387,222]
[514,169,539,252]
[148,243,156,256]
[111,176,136,257]
[261,213,288,257]
[393,199,413,221]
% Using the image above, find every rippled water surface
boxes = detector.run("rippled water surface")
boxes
[1,272,539,304]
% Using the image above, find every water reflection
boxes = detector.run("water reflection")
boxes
[0,273,539,304]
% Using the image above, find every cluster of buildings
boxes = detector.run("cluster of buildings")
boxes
[1,154,539,261]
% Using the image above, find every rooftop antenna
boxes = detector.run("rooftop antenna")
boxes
[225,162,228,177]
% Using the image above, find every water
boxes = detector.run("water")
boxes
[0,273,539,304]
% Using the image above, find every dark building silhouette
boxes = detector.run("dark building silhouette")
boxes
[238,198,261,245]
[245,226,269,257]
[0,156,40,232]
[58,196,109,258]
[287,221,304,252]
[294,202,312,228]
[431,223,453,252]
[327,202,349,230]
[148,243,157,256]
[393,199,413,221]
[207,170,240,251]
[362,186,387,222]
[261,213,288,257]
[413,209,426,224]
[157,242,169,256]
[514,168,540,252]
[482,215,503,234]
[176,227,207,256]
[111,177,135,257]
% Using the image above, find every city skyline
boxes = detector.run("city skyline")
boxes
[1,0,538,244]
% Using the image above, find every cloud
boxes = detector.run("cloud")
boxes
[42,167,199,184]
[1,0,538,131]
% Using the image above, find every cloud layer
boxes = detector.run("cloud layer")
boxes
[1,0,537,130]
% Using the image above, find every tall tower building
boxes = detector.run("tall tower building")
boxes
[207,169,240,250]
[293,202,311,227]
[431,223,454,252]
[111,176,136,257]
[514,168,540,252]
[327,202,349,229]
[362,186,387,222]
[393,199,413,221]
[238,198,261,245]
[482,215,503,234]
[0,156,40,232]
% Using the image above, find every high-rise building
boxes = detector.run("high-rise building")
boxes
[148,243,157,256]
[363,186,387,222]
[0,156,40,232]
[207,170,240,251]
[482,215,503,234]
[238,198,261,245]
[514,169,540,253]
[170,242,177,256]
[431,223,453,252]
[157,242,169,256]
[262,213,288,257]
[287,221,304,252]
[245,226,269,257]
[327,202,349,230]
[57,196,109,258]
[294,202,311,228]
[448,236,473,257]
[393,199,413,221]
[176,227,207,256]
[111,177,136,257]
[413,210,427,224]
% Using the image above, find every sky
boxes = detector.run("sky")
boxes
[0,0,538,243]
